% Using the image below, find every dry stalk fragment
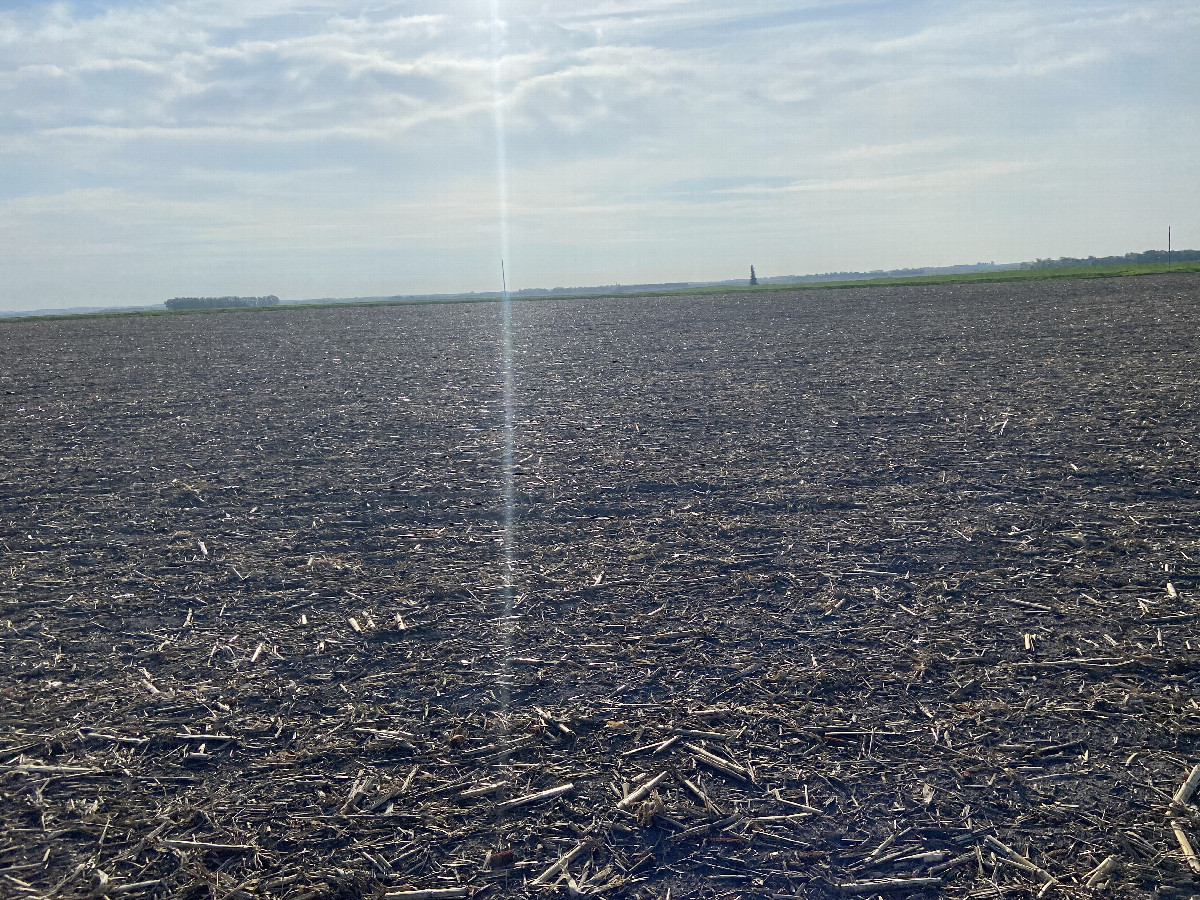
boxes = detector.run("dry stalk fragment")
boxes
[532,840,591,885]
[617,772,670,810]
[494,782,574,813]
[836,877,943,893]
[1084,854,1120,889]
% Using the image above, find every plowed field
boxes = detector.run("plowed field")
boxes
[2,274,1199,899]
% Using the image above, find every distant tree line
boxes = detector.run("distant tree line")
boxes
[165,295,279,310]
[512,284,690,296]
[1019,250,1200,269]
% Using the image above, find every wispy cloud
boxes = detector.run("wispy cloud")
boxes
[716,161,1042,196]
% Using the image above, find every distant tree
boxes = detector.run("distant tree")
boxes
[749,265,758,286]
[165,295,279,310]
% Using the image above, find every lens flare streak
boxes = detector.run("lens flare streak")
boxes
[490,0,517,752]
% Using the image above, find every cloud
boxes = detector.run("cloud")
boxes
[1,0,1199,309]
[715,161,1042,197]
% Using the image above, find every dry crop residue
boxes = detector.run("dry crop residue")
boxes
[1,274,1199,899]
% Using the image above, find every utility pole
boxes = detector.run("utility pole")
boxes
[1168,227,1172,271]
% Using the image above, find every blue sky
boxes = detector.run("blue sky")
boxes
[1,0,1197,310]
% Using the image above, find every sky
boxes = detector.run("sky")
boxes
[0,1,1198,311]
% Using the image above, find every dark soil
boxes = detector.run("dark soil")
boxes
[2,274,1199,900]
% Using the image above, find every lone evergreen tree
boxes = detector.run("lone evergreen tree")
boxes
[749,265,758,286]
